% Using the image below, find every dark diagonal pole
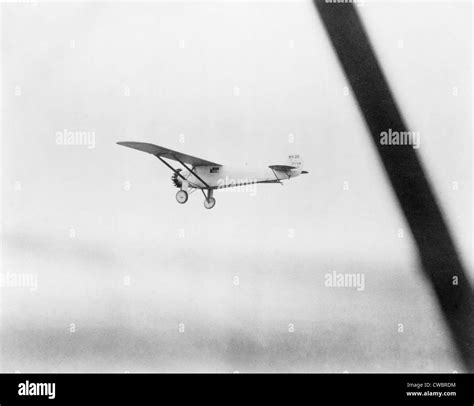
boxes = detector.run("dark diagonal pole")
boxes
[314,1,473,370]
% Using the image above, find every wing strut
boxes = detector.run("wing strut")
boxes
[156,155,211,190]
[175,158,210,189]
[270,168,284,185]
[156,156,188,183]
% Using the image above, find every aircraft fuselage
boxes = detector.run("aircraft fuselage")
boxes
[182,165,305,189]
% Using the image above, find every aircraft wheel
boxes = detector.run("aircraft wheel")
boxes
[176,190,188,204]
[204,197,216,209]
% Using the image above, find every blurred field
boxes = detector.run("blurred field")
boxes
[1,233,460,372]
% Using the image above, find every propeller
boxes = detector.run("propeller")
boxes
[171,169,183,188]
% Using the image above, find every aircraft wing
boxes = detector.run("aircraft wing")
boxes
[117,142,221,167]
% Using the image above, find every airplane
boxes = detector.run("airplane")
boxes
[117,142,309,209]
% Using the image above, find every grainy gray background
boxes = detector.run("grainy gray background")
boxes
[1,0,472,372]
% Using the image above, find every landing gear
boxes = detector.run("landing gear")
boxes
[176,188,216,208]
[204,197,216,209]
[176,190,188,204]
[203,189,216,209]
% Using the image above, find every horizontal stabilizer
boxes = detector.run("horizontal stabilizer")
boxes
[269,165,297,171]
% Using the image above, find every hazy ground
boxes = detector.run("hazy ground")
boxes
[1,228,461,372]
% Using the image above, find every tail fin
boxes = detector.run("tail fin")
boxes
[288,154,303,169]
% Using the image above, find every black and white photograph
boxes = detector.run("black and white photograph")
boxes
[0,0,473,401]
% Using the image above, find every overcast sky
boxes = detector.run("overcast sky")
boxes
[1,0,472,372]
